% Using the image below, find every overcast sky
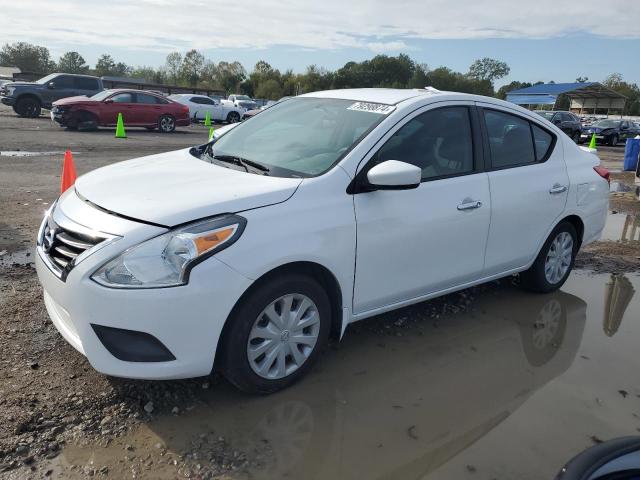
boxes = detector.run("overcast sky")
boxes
[1,0,639,86]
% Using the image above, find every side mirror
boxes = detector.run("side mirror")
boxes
[366,160,421,190]
[104,98,114,104]
[553,118,561,125]
[47,82,55,89]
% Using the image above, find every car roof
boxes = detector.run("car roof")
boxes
[301,88,442,105]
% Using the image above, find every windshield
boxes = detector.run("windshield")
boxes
[210,98,388,177]
[536,111,555,120]
[593,120,621,128]
[90,90,113,101]
[35,73,59,85]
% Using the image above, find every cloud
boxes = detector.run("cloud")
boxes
[0,0,638,59]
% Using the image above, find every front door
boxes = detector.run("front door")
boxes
[101,92,136,126]
[353,103,491,314]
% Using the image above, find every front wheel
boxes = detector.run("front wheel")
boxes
[15,97,41,117]
[219,274,331,394]
[226,111,240,124]
[158,114,176,133]
[609,134,619,147]
[520,222,578,293]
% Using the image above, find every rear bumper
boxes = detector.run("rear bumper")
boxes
[176,117,191,126]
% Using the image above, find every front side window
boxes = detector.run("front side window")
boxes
[483,110,535,168]
[371,106,474,180]
[75,77,99,90]
[54,76,74,88]
[211,98,387,177]
[110,93,133,103]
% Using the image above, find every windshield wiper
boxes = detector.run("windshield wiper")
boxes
[211,154,270,174]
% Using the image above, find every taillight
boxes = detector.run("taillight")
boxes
[593,166,610,184]
[181,105,189,114]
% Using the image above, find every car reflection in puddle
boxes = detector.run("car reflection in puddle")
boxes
[48,274,639,480]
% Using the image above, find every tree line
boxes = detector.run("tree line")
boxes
[1,41,638,114]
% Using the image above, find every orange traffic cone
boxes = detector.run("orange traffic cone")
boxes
[60,149,77,193]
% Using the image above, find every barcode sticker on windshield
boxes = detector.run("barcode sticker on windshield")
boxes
[347,102,396,114]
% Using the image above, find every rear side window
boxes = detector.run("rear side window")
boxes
[532,125,553,161]
[483,110,535,168]
[75,77,99,90]
[373,106,475,181]
[191,96,214,105]
[136,93,160,104]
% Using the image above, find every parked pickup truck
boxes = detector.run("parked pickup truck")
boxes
[0,73,103,117]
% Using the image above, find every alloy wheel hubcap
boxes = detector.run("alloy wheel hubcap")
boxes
[247,293,320,380]
[544,231,573,284]
[161,117,174,131]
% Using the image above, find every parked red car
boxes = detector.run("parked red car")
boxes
[51,89,190,132]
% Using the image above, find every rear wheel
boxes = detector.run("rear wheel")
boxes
[226,111,240,124]
[219,274,331,394]
[15,96,41,117]
[158,114,175,133]
[520,222,578,293]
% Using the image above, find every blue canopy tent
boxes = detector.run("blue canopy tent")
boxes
[506,82,626,114]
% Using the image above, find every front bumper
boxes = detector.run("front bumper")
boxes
[1,96,16,106]
[35,191,252,379]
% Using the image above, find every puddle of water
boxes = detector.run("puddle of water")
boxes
[0,248,34,266]
[601,212,640,243]
[45,272,640,480]
[0,151,79,157]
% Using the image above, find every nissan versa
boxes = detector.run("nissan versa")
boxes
[35,88,609,393]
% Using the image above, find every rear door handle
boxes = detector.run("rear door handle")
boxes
[549,184,568,194]
[457,200,482,211]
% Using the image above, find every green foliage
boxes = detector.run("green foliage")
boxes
[603,73,640,115]
[94,54,131,77]
[57,51,89,74]
[468,58,510,83]
[0,42,55,73]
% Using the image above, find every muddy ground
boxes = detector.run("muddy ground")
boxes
[1,104,640,479]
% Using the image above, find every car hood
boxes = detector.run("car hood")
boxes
[74,148,302,227]
[53,95,93,106]
[2,81,36,88]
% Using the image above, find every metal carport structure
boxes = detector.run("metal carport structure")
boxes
[506,82,626,115]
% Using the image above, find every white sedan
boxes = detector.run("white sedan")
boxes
[35,88,608,393]
[168,94,243,123]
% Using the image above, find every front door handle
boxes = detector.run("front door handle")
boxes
[549,184,568,194]
[457,200,482,211]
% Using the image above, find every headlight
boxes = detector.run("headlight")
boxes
[91,214,246,289]
[5,86,15,96]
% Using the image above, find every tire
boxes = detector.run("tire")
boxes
[15,96,41,118]
[158,114,176,133]
[226,111,240,124]
[520,222,578,293]
[571,131,580,143]
[609,134,618,147]
[219,274,331,394]
[74,111,99,131]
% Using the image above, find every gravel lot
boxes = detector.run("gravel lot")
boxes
[1,104,639,479]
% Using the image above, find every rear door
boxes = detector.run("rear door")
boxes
[352,102,491,314]
[135,92,163,125]
[478,104,569,276]
[74,77,101,97]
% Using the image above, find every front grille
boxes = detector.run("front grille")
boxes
[40,215,106,279]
